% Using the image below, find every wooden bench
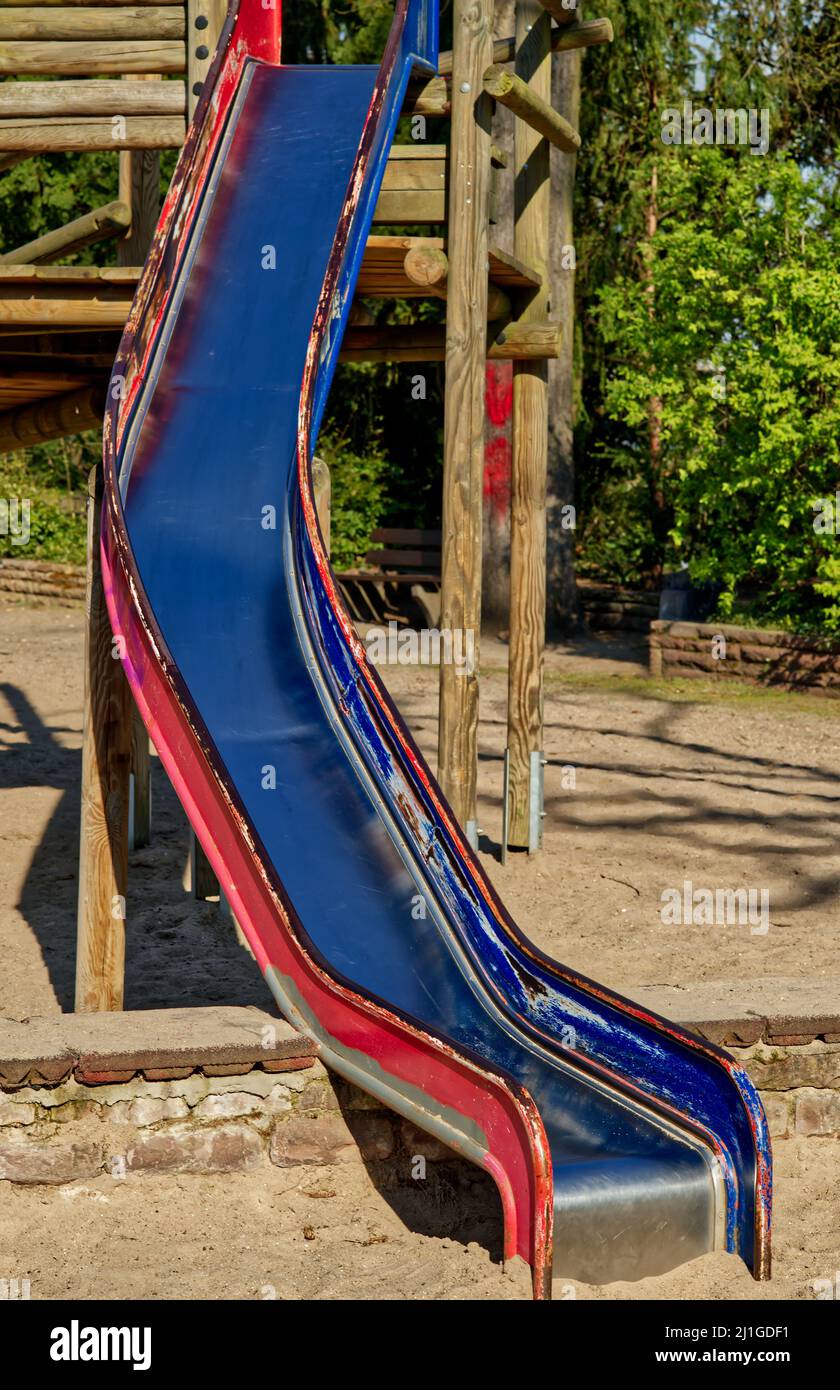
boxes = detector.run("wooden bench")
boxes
[337,527,442,628]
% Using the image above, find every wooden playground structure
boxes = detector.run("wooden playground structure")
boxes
[0,0,613,1009]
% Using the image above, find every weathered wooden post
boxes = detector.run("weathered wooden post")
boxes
[75,467,132,1011]
[437,0,494,846]
[504,0,552,852]
[187,0,228,117]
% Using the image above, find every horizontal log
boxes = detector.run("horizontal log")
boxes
[0,0,181,6]
[0,78,186,116]
[403,244,511,319]
[0,114,185,149]
[0,286,135,329]
[0,264,141,280]
[0,382,105,453]
[403,73,449,117]
[0,368,93,407]
[483,65,581,152]
[0,40,186,74]
[341,321,560,362]
[537,0,579,22]
[0,200,131,264]
[1,7,185,40]
[436,17,611,75]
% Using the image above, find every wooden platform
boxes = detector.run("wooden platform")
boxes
[0,241,541,434]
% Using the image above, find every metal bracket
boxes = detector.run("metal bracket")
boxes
[465,818,479,852]
[528,749,546,855]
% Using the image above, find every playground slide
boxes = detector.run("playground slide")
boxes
[101,0,771,1299]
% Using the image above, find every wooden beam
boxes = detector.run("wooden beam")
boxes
[0,200,131,265]
[117,82,157,846]
[0,382,104,452]
[375,145,447,224]
[0,0,176,5]
[436,16,612,74]
[483,64,580,152]
[537,0,579,23]
[0,114,185,150]
[75,464,131,1012]
[0,368,92,408]
[404,244,512,320]
[312,455,331,555]
[436,0,494,840]
[0,40,186,74]
[0,78,186,116]
[129,708,151,849]
[187,0,226,118]
[357,236,540,297]
[340,323,559,362]
[2,7,185,39]
[0,150,29,172]
[506,0,551,852]
[403,74,450,117]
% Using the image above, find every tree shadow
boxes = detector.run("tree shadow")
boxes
[0,680,274,1014]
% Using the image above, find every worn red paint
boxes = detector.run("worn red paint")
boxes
[483,362,512,521]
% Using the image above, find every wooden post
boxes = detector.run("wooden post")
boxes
[312,455,331,555]
[437,0,494,844]
[190,828,218,899]
[187,0,227,118]
[118,91,158,849]
[75,465,132,1011]
[505,0,551,851]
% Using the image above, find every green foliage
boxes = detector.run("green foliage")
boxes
[597,150,840,627]
[0,446,89,564]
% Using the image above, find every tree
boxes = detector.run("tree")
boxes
[597,150,840,629]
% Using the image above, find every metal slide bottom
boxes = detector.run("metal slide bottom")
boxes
[102,0,770,1298]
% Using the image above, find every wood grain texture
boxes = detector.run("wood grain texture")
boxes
[117,74,163,268]
[75,465,131,1012]
[483,63,580,152]
[438,15,611,73]
[437,0,495,832]
[1,7,185,40]
[0,78,186,116]
[0,114,185,148]
[186,0,225,118]
[0,39,186,74]
[506,0,551,848]
[0,381,104,450]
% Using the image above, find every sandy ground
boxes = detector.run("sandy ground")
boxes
[1,602,838,1300]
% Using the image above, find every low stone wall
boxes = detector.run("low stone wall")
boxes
[1,995,837,1186]
[0,557,84,606]
[0,1007,451,1185]
[578,579,659,634]
[649,620,840,693]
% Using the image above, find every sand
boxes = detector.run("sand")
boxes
[0,603,837,1300]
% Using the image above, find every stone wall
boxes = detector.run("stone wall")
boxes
[578,579,659,634]
[650,620,840,693]
[0,557,84,606]
[1,999,837,1186]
